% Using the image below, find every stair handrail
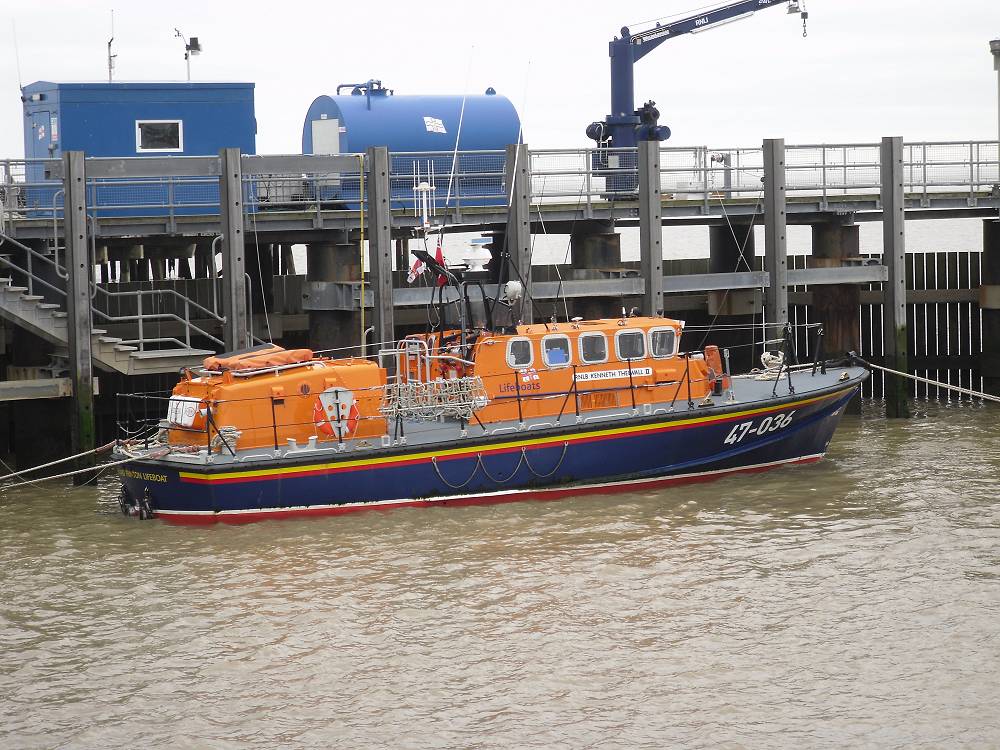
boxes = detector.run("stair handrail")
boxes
[50,190,68,280]
[0,234,68,301]
[0,230,225,350]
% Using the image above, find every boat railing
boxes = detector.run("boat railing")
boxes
[115,354,729,456]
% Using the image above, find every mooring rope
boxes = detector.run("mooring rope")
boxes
[0,449,171,489]
[856,357,1000,404]
[0,440,117,483]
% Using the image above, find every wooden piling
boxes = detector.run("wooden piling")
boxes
[982,218,1000,395]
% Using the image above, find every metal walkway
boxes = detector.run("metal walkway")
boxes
[2,140,998,240]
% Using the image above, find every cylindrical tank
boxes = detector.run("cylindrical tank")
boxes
[302,80,521,155]
[301,80,521,209]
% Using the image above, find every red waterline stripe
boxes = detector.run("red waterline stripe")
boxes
[179,394,834,486]
[157,454,824,526]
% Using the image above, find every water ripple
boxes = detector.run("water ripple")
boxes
[2,402,999,748]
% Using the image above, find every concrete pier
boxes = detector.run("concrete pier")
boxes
[219,148,248,351]
[365,146,395,353]
[763,138,789,334]
[638,141,664,317]
[0,141,993,472]
[880,136,910,418]
[63,151,95,481]
[504,144,533,324]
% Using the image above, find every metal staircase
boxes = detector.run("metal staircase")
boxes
[0,236,220,376]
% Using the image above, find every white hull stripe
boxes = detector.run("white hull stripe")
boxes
[153,453,826,517]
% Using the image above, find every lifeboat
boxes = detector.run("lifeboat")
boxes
[113,251,867,524]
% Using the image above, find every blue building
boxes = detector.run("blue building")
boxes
[22,81,256,215]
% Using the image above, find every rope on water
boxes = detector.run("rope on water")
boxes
[0,448,171,489]
[855,357,1000,404]
[0,440,117,483]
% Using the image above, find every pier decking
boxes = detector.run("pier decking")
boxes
[0,138,998,468]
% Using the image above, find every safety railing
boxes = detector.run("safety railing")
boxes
[115,362,721,456]
[113,328,812,455]
[390,150,507,217]
[0,232,225,350]
[242,159,367,216]
[2,141,997,224]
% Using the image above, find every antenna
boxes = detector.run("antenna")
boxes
[174,28,202,81]
[107,10,117,82]
[11,21,23,89]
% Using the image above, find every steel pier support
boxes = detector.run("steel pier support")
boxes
[219,148,248,351]
[763,138,789,337]
[571,220,621,319]
[505,143,533,324]
[638,140,663,317]
[305,233,362,353]
[366,147,395,352]
[811,220,861,359]
[812,218,862,413]
[880,136,910,418]
[708,223,756,317]
[981,218,1000,395]
[63,151,95,480]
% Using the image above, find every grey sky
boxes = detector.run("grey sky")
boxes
[3,0,999,157]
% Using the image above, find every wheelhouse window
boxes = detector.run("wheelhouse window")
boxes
[542,335,571,367]
[135,120,183,153]
[579,332,608,364]
[649,327,677,358]
[506,338,533,368]
[615,330,646,361]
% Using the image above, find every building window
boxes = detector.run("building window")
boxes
[506,338,533,368]
[542,335,571,367]
[135,120,183,153]
[615,330,646,361]
[579,333,608,364]
[649,327,677,358]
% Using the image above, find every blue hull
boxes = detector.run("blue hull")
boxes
[120,383,858,524]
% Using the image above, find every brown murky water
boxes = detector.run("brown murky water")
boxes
[2,402,999,749]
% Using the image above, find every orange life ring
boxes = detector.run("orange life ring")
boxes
[313,392,361,438]
[313,399,335,437]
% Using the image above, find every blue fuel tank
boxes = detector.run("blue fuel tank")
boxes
[302,80,521,208]
[302,80,520,155]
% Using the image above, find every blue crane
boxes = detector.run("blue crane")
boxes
[587,0,809,149]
